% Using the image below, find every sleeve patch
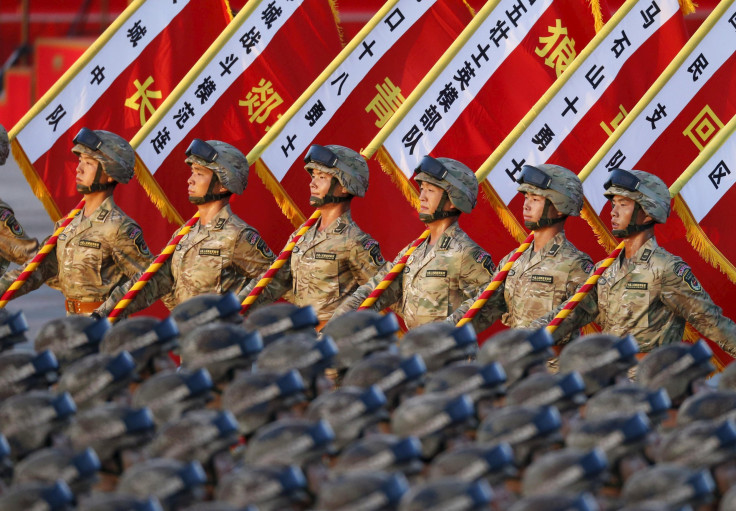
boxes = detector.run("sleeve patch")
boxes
[475,251,495,275]
[582,261,594,274]
[127,225,151,256]
[1,210,24,238]
[256,238,275,260]
[363,238,384,266]
[674,262,702,292]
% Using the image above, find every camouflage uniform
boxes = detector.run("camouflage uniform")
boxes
[448,165,592,336]
[534,169,736,357]
[0,124,39,274]
[0,196,152,310]
[335,157,493,328]
[96,204,274,316]
[238,210,385,321]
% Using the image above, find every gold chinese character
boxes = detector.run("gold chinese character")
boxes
[683,105,724,151]
[600,104,629,137]
[239,79,283,124]
[124,76,162,126]
[365,77,405,128]
[535,20,576,77]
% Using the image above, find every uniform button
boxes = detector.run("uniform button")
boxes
[293,246,300,253]
[175,244,182,251]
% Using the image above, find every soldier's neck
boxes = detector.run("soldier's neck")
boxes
[426,217,457,245]
[623,229,655,259]
[317,202,350,232]
[532,222,564,253]
[196,199,229,227]
[82,190,113,217]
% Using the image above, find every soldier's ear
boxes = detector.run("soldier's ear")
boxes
[335,183,350,197]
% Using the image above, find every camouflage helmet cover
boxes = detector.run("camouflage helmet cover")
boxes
[72,129,135,184]
[517,164,584,216]
[185,140,249,194]
[414,157,478,213]
[603,169,671,223]
[0,124,9,165]
[305,144,369,197]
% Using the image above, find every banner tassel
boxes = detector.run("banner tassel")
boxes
[581,199,618,252]
[375,147,421,211]
[133,156,184,225]
[253,159,306,228]
[10,139,62,221]
[588,0,604,32]
[481,181,527,243]
[326,0,345,47]
[678,0,697,15]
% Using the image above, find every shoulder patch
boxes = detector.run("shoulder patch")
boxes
[127,225,151,256]
[640,249,652,262]
[334,222,347,234]
[214,218,227,230]
[256,238,274,260]
[96,209,110,222]
[246,231,260,245]
[474,251,495,276]
[674,262,702,292]
[581,261,594,274]
[363,238,384,266]
[1,209,24,238]
[438,236,452,251]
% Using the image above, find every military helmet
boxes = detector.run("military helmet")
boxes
[398,477,493,511]
[521,448,608,497]
[304,144,369,197]
[221,369,306,436]
[12,447,100,496]
[414,156,478,214]
[0,123,9,165]
[399,323,477,373]
[243,418,335,467]
[0,480,74,511]
[77,494,164,511]
[0,348,59,400]
[655,419,736,469]
[331,434,423,479]
[423,361,506,415]
[116,458,208,511]
[244,303,319,347]
[34,315,110,369]
[185,139,248,195]
[100,316,179,374]
[585,382,671,423]
[718,360,736,391]
[566,412,652,468]
[171,293,242,330]
[621,464,715,507]
[216,464,309,511]
[0,309,28,351]
[71,128,135,184]
[316,472,409,511]
[478,328,553,386]
[677,390,736,425]
[509,493,600,511]
[506,371,586,412]
[558,333,639,395]
[603,169,671,223]
[55,351,137,410]
[637,341,714,405]
[427,443,515,486]
[132,369,214,426]
[321,310,399,371]
[720,485,736,511]
[517,164,584,216]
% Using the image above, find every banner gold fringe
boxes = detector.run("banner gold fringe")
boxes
[10,139,62,221]
[327,0,345,47]
[678,0,697,15]
[481,181,527,243]
[133,156,184,225]
[588,0,604,32]
[253,159,306,227]
[673,195,736,284]
[221,0,234,21]
[581,199,618,252]
[375,147,420,211]
[462,0,476,17]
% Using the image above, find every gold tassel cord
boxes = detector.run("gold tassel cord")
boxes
[678,0,697,15]
[481,181,527,243]
[588,0,604,32]
[253,159,306,227]
[581,199,618,253]
[375,147,421,211]
[673,195,736,284]
[461,0,477,17]
[327,0,346,48]
[133,156,184,225]
[10,139,62,221]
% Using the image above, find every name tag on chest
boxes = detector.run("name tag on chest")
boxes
[315,252,337,261]
[199,248,221,256]
[78,239,101,249]
[426,270,447,278]
[531,274,553,284]
[626,282,648,290]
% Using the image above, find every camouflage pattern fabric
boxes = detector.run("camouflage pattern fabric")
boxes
[97,204,274,317]
[239,210,385,321]
[0,124,9,165]
[533,237,736,356]
[335,222,494,329]
[0,196,152,307]
[449,232,592,339]
[0,198,39,275]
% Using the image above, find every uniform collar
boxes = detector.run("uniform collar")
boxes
[320,210,353,236]
[631,236,658,265]
[201,204,233,231]
[430,221,461,251]
[84,195,116,224]
[532,231,566,258]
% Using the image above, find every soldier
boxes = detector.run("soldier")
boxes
[333,156,494,328]
[238,144,385,325]
[534,168,736,356]
[95,139,275,317]
[0,128,152,315]
[0,123,39,275]
[448,164,593,336]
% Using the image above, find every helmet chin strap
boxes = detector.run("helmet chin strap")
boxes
[611,202,655,238]
[76,161,116,194]
[188,175,232,205]
[309,177,352,207]
[419,191,461,223]
[524,199,567,231]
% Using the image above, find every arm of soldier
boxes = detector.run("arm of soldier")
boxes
[661,261,736,358]
[446,248,498,325]
[348,235,387,284]
[95,259,175,317]
[237,253,294,307]
[530,285,600,343]
[112,224,155,279]
[230,229,276,294]
[0,243,59,298]
[0,205,40,264]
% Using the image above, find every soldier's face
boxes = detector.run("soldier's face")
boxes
[188,163,215,197]
[310,168,333,198]
[76,154,112,188]
[610,195,637,232]
[523,193,547,223]
[419,181,445,214]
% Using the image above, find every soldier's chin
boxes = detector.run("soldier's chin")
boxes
[309,195,323,207]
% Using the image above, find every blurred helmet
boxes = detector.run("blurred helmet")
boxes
[321,311,399,371]
[56,351,136,409]
[101,316,179,374]
[637,341,714,404]
[216,464,309,511]
[171,293,242,331]
[185,139,248,202]
[654,419,736,469]
[521,448,608,497]
[478,328,553,386]
[585,383,671,423]
[517,164,584,229]
[603,169,671,236]
[0,480,74,511]
[399,323,477,373]
[71,128,135,189]
[35,315,110,369]
[398,477,493,511]
[132,369,213,426]
[427,443,514,486]
[77,494,163,511]
[342,351,426,409]
[0,348,58,399]
[718,360,736,391]
[331,435,423,480]
[559,333,639,394]
[621,464,715,507]
[304,144,369,204]
[243,418,335,467]
[414,156,478,221]
[316,472,409,511]
[244,303,318,347]
[509,493,600,511]
[566,412,652,468]
[116,458,208,511]
[677,390,736,425]
[506,372,586,412]
[13,447,100,496]
[0,309,29,351]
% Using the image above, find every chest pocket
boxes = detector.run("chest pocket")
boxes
[618,279,651,329]
[192,245,226,293]
[404,260,451,324]
[70,238,104,287]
